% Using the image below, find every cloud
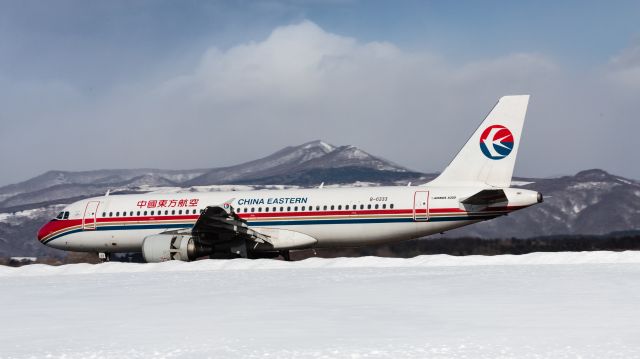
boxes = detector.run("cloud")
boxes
[134,21,562,174]
[1,20,639,185]
[607,39,640,87]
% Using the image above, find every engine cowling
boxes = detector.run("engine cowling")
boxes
[142,234,197,263]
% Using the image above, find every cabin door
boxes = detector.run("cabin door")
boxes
[82,201,100,230]
[413,191,429,221]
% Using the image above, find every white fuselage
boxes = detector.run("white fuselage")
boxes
[38,185,540,253]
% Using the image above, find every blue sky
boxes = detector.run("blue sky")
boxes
[1,0,639,185]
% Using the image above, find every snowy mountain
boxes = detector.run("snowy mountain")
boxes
[0,169,207,210]
[0,141,420,211]
[447,169,640,238]
[185,140,416,186]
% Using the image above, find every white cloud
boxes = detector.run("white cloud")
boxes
[136,21,564,175]
[607,39,640,87]
[1,20,639,184]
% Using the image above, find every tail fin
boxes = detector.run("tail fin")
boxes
[428,95,530,188]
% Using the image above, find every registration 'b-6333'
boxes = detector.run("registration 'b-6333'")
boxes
[37,95,542,262]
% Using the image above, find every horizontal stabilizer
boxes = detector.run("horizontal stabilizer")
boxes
[461,189,507,206]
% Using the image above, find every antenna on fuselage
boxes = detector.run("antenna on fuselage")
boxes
[318,182,324,189]
[105,189,110,197]
[407,182,412,187]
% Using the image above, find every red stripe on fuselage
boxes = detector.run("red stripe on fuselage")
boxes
[39,206,523,241]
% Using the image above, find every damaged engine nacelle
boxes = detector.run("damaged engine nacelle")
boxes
[142,234,202,263]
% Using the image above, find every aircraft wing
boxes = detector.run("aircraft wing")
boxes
[156,204,316,259]
[191,205,272,245]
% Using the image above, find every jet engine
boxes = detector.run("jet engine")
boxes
[142,234,204,263]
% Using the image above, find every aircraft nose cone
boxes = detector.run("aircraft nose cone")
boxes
[37,221,52,242]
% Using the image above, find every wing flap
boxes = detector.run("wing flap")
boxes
[192,206,271,245]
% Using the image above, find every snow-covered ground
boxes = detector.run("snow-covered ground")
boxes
[2,252,640,358]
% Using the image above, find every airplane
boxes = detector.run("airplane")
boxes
[37,95,542,262]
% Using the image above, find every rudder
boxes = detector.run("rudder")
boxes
[427,95,530,188]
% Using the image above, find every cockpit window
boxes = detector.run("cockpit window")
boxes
[56,212,64,219]
[63,211,69,219]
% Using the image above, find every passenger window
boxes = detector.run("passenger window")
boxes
[273,207,276,212]
[265,207,269,212]
[122,212,126,217]
[258,207,262,212]
[109,212,113,217]
[382,204,386,209]
[130,211,134,216]
[243,208,248,213]
[102,212,106,217]
[172,210,175,215]
[345,205,349,210]
[137,211,141,216]
[287,206,291,211]
[330,205,334,210]
[144,211,147,216]
[323,205,327,210]
[390,204,394,209]
[294,206,298,211]
[360,205,364,210]
[375,204,379,209]
[193,209,197,214]
[251,208,255,213]
[367,204,371,209]
[338,205,342,210]
[178,210,182,215]
[301,206,305,211]
[316,205,320,210]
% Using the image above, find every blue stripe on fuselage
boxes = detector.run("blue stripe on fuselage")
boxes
[42,214,499,244]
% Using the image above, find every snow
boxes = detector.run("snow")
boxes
[572,203,587,214]
[569,181,618,190]
[0,207,61,223]
[616,177,637,185]
[510,180,534,186]
[2,252,640,358]
[303,140,336,153]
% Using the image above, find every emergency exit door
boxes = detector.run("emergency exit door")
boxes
[82,201,100,230]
